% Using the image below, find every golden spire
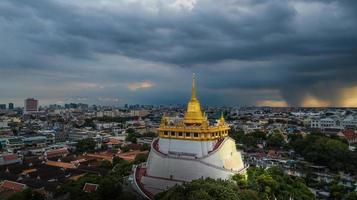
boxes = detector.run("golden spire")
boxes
[191,73,197,100]
[219,112,225,124]
[184,73,205,124]
[160,114,168,125]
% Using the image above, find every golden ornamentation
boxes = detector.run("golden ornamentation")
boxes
[158,73,229,141]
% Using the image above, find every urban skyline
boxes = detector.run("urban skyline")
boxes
[1,1,357,199]
[1,0,357,107]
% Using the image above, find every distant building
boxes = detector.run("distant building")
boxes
[24,98,38,113]
[23,136,47,148]
[8,103,14,110]
[130,109,149,117]
[0,154,22,166]
[0,119,8,129]
[55,131,69,142]
[5,137,24,152]
[0,104,6,110]
[311,115,357,129]
[44,148,69,158]
[68,129,97,141]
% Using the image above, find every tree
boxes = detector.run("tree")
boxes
[8,189,45,200]
[83,118,95,129]
[100,160,113,170]
[156,167,314,200]
[126,129,140,144]
[237,190,260,200]
[76,138,96,153]
[155,178,240,200]
[139,143,150,151]
[133,153,148,164]
[230,130,267,149]
[112,160,133,177]
[121,145,130,152]
[55,173,129,200]
[346,192,357,200]
[232,173,247,188]
[266,132,285,149]
[290,134,357,173]
[329,182,345,200]
[112,156,124,166]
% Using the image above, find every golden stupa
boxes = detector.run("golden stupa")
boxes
[133,74,247,199]
[158,73,229,141]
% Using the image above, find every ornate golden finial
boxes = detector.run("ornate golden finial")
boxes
[184,73,205,124]
[191,73,197,100]
[219,112,225,124]
[160,114,167,125]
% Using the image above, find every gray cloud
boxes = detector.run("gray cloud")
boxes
[0,0,357,106]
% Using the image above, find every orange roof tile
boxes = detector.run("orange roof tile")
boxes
[46,148,69,157]
[117,150,148,161]
[106,138,122,145]
[0,180,26,192]
[45,160,76,169]
[83,183,99,193]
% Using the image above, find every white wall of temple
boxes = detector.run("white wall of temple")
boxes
[146,137,246,182]
[158,138,216,157]
[202,137,244,171]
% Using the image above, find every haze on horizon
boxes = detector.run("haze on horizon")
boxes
[0,0,357,107]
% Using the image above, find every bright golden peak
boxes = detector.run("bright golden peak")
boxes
[219,112,226,124]
[184,73,205,124]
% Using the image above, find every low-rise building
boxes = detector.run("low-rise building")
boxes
[0,154,22,166]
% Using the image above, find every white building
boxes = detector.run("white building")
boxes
[311,115,357,129]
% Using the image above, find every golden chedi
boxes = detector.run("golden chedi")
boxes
[132,74,247,199]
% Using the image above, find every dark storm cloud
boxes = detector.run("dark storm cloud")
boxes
[0,0,357,106]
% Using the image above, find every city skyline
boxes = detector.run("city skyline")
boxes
[1,0,357,107]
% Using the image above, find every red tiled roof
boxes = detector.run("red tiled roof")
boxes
[70,158,87,164]
[86,153,113,161]
[343,129,357,140]
[45,160,76,169]
[2,154,18,161]
[0,180,26,192]
[106,138,122,145]
[83,183,99,193]
[118,150,148,161]
[46,148,69,157]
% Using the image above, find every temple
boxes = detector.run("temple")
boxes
[132,74,247,199]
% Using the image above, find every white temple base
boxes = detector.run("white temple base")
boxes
[134,137,247,198]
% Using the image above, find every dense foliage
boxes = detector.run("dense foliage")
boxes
[76,138,96,153]
[8,189,44,200]
[54,156,138,200]
[125,129,141,144]
[156,167,315,200]
[290,134,357,173]
[266,132,286,149]
[229,130,266,149]
[54,173,130,200]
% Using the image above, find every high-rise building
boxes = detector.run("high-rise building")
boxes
[8,103,14,110]
[133,74,247,199]
[0,104,6,110]
[24,98,38,113]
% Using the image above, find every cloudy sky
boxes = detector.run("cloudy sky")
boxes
[0,0,357,107]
